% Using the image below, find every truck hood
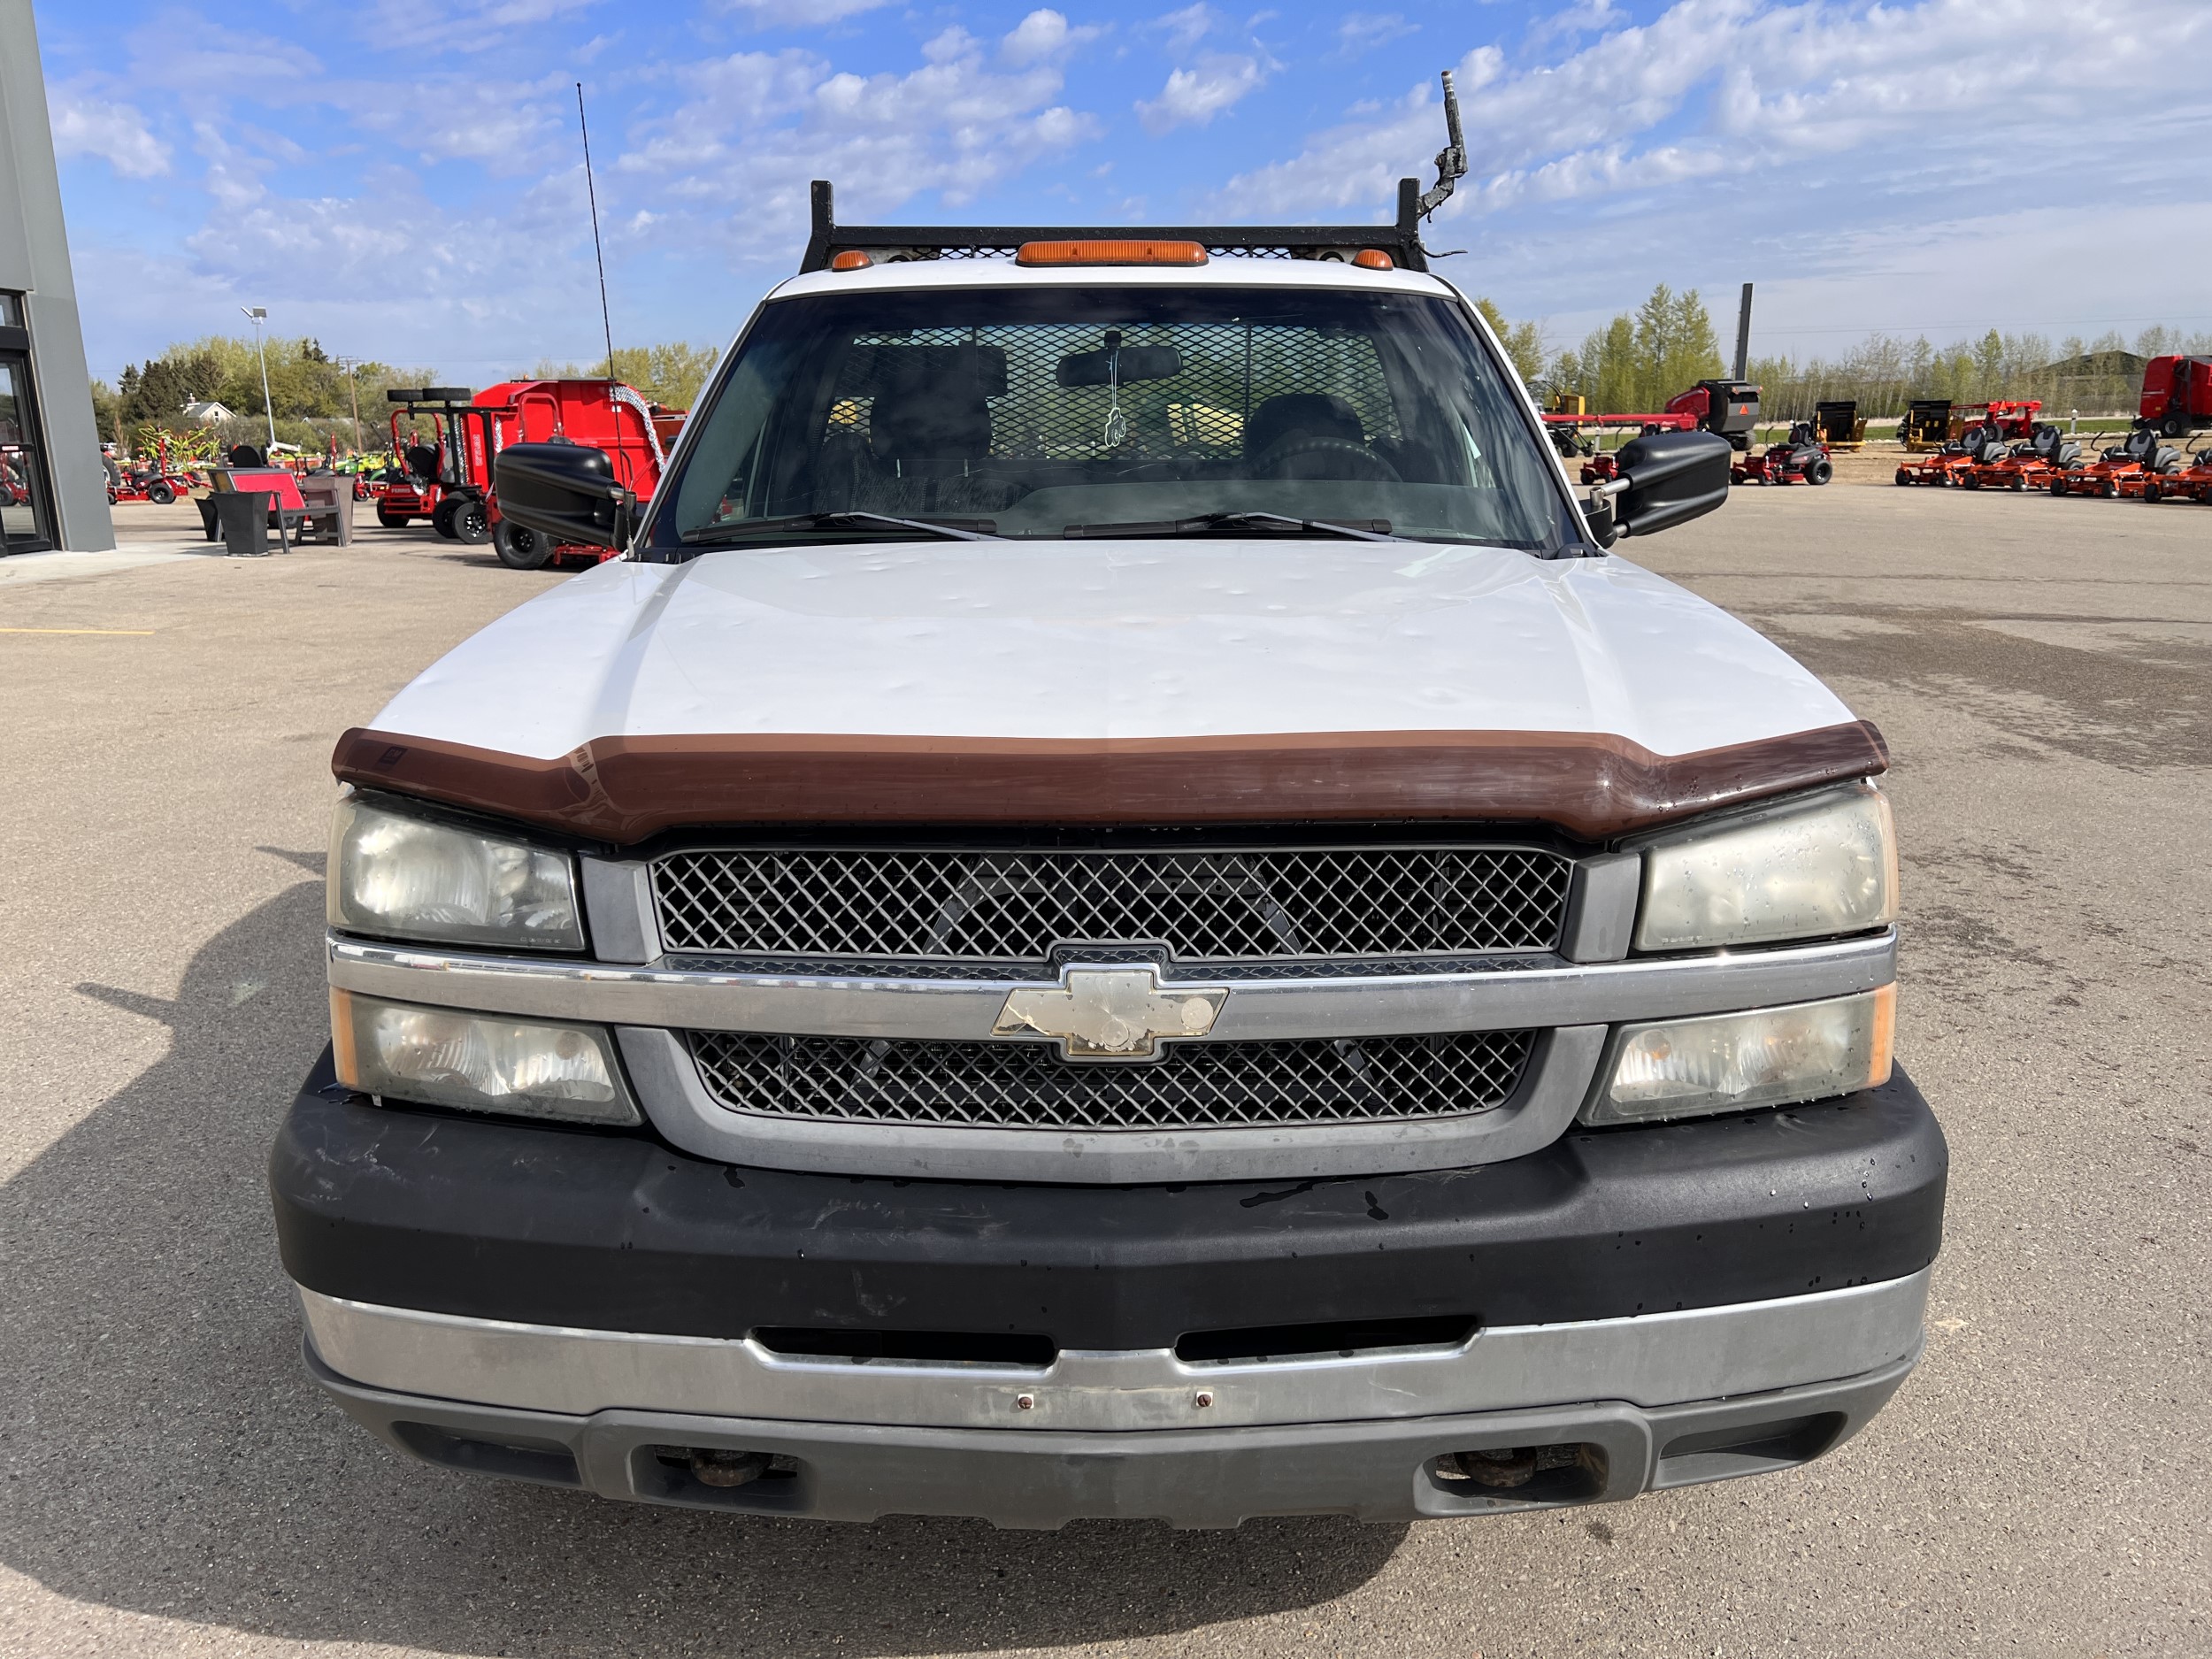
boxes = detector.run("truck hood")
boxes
[343,541,1882,842]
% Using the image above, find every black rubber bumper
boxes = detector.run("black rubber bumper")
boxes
[270,1049,1946,1349]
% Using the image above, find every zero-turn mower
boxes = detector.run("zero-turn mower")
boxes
[2053,426,2180,497]
[1894,436,1979,486]
[1732,421,1832,485]
[2116,437,2205,502]
[1960,425,2079,492]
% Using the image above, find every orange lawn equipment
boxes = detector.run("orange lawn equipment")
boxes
[1894,434,1981,486]
[2053,426,2182,498]
[2116,437,2206,503]
[1958,425,2080,492]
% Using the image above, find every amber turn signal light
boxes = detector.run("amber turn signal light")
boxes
[829,250,874,272]
[1016,239,1209,267]
[1353,249,1394,270]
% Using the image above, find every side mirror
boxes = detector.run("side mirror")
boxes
[495,442,634,548]
[1590,428,1732,543]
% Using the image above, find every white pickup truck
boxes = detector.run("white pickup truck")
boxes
[271,180,1943,1527]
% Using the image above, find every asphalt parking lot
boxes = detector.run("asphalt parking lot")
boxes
[1,486,2206,1658]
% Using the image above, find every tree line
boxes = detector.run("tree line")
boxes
[91,337,722,457]
[1473,289,2212,423]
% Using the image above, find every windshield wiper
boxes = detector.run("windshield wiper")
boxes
[682,511,1002,545]
[1061,511,1406,542]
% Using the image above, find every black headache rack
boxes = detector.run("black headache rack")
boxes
[799,178,1436,274]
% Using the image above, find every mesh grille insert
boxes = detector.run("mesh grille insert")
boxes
[653,847,1570,963]
[685,1029,1535,1131]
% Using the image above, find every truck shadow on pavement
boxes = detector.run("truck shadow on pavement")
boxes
[2,879,1404,1655]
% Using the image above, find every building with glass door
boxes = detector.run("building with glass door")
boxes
[1,0,113,554]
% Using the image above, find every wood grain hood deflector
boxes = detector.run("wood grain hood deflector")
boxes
[331,721,1891,846]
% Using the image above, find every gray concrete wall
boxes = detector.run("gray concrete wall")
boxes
[0,0,113,551]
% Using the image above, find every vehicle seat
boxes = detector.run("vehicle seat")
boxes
[1244,394,1364,465]
[404,443,442,483]
[2122,426,2156,463]
[868,349,998,469]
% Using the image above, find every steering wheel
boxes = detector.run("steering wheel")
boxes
[1256,435,1402,482]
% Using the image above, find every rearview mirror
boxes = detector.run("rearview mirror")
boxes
[1593,428,1732,543]
[495,442,634,549]
[1057,342,1185,388]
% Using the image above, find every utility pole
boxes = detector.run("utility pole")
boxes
[1732,283,1754,381]
[242,305,275,449]
[335,355,364,452]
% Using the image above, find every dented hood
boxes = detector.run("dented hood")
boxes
[344,541,1879,841]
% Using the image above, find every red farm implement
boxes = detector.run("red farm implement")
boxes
[1542,411,1698,484]
[374,380,682,568]
[1662,380,1762,451]
[379,388,482,534]
[2139,355,2212,440]
[104,438,201,505]
[473,378,680,568]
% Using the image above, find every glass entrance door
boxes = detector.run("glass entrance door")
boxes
[0,353,56,552]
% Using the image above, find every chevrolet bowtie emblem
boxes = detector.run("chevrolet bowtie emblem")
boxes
[994,965,1230,1060]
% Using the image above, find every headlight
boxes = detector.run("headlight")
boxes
[1581,987,1894,1125]
[328,794,584,951]
[1634,781,1896,952]
[331,990,640,1125]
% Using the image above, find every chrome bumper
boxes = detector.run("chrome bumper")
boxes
[299,1271,1930,1526]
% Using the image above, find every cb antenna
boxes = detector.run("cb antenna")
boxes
[1416,69,1467,221]
[576,82,616,379]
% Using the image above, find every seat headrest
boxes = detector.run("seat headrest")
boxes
[1245,393,1364,460]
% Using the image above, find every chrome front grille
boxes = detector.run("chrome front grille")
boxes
[684,1029,1536,1131]
[651,846,1571,964]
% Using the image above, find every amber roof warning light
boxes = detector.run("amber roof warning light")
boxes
[1016,239,1209,267]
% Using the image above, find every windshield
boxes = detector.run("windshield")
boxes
[647,284,1571,551]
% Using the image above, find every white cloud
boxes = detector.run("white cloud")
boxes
[1333,12,1416,58]
[618,27,1104,246]
[718,0,894,24]
[48,89,171,179]
[1217,0,2212,222]
[1150,3,1220,56]
[1002,9,1105,66]
[1137,54,1266,133]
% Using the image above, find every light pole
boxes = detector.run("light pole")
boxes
[242,305,275,450]
[335,355,364,454]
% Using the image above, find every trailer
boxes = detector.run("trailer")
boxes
[375,380,683,566]
[472,379,678,568]
[2139,355,2212,440]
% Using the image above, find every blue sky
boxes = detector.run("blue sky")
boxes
[35,0,2212,383]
